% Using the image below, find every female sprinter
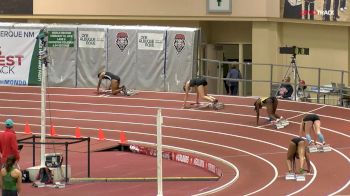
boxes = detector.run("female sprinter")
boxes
[299,113,326,145]
[182,78,218,108]
[254,96,282,125]
[286,137,311,174]
[97,71,126,95]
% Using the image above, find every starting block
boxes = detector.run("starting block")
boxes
[285,173,306,181]
[189,102,224,110]
[272,119,289,129]
[208,102,224,110]
[121,88,138,96]
[280,119,289,126]
[285,172,296,180]
[307,144,331,153]
[33,182,65,189]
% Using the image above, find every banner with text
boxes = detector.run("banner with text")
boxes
[77,27,106,87]
[165,28,199,92]
[135,30,166,91]
[138,33,164,50]
[46,27,77,87]
[48,31,74,48]
[78,31,105,49]
[0,28,40,86]
[282,0,350,22]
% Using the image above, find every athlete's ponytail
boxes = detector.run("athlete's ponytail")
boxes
[5,155,16,172]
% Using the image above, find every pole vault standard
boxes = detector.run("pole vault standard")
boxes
[157,108,163,196]
[40,58,47,167]
[37,27,49,167]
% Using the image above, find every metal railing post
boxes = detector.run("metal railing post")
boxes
[340,71,345,106]
[217,61,222,95]
[270,64,273,97]
[317,68,321,103]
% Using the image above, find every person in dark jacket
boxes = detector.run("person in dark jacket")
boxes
[226,66,242,96]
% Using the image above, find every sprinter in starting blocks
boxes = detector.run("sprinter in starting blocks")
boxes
[307,144,331,153]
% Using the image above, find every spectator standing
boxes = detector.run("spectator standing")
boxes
[0,119,20,165]
[304,0,315,20]
[340,0,347,11]
[226,66,242,96]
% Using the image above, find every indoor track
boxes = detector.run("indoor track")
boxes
[0,86,349,195]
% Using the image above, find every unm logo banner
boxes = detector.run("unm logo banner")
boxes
[174,34,186,54]
[115,32,128,52]
[0,29,41,86]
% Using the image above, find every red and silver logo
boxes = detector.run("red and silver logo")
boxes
[115,32,128,52]
[174,34,185,54]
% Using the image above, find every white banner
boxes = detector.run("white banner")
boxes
[0,29,40,86]
[78,31,105,48]
[138,33,164,50]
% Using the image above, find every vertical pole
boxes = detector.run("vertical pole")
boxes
[340,71,345,106]
[88,137,90,178]
[217,62,222,95]
[156,108,163,196]
[40,63,46,167]
[293,62,297,101]
[239,43,243,96]
[270,64,273,97]
[32,135,35,167]
[65,142,68,183]
[317,68,321,103]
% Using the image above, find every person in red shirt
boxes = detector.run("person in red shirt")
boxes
[0,119,20,165]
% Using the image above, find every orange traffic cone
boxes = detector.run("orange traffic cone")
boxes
[50,124,57,136]
[98,128,105,140]
[75,127,81,138]
[119,130,127,144]
[24,122,32,134]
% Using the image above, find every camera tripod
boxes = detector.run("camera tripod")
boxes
[276,54,302,100]
[283,54,301,84]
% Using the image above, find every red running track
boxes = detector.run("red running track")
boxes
[0,86,349,195]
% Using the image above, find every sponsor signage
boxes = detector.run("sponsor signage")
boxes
[129,144,223,176]
[0,29,41,86]
[138,33,164,51]
[48,31,75,48]
[282,0,349,22]
[78,31,105,48]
